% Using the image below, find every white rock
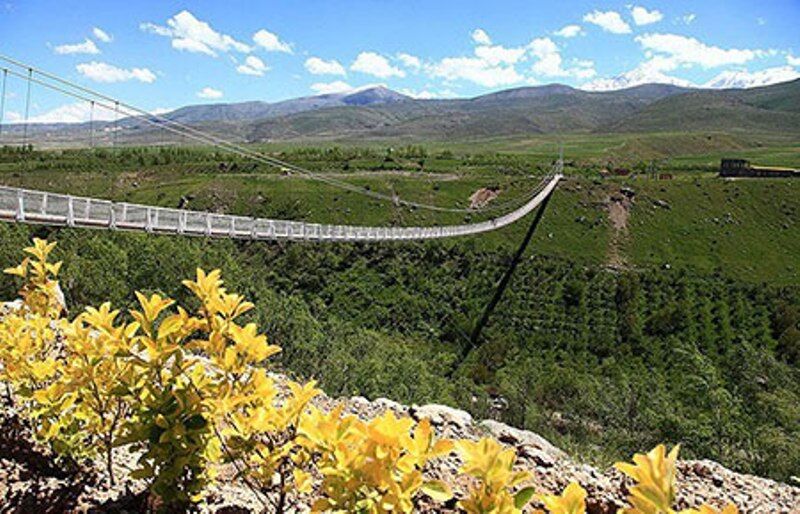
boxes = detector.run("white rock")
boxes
[478,419,565,458]
[411,404,473,427]
[373,397,406,414]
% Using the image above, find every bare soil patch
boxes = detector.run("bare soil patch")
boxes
[606,187,633,268]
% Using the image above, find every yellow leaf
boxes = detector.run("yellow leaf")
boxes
[421,480,453,501]
[538,482,587,514]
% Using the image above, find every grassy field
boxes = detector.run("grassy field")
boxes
[1,132,798,283]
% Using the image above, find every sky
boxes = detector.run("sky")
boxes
[0,0,799,123]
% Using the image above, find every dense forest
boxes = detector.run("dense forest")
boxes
[1,224,797,481]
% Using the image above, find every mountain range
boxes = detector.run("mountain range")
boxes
[9,79,800,143]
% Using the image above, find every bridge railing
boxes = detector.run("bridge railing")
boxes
[0,175,560,242]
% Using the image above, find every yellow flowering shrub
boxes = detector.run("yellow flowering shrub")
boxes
[615,444,740,514]
[457,437,535,513]
[0,239,744,514]
[298,406,454,512]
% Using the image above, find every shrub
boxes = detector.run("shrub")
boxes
[0,239,741,514]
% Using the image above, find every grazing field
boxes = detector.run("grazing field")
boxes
[0,136,798,481]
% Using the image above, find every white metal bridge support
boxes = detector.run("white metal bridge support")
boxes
[0,175,561,242]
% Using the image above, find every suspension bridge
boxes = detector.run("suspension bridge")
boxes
[0,55,562,242]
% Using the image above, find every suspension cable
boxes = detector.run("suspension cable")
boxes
[89,100,94,148]
[113,101,119,147]
[22,67,32,147]
[0,69,6,142]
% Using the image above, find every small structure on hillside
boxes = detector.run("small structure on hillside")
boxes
[720,159,799,178]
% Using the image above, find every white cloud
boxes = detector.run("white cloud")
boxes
[236,55,268,76]
[10,102,118,124]
[197,86,223,99]
[787,54,800,67]
[584,32,774,92]
[252,29,292,53]
[92,27,112,43]
[428,56,524,87]
[529,37,595,78]
[310,80,353,95]
[583,10,632,34]
[351,52,405,78]
[704,66,800,89]
[76,61,156,83]
[681,13,696,25]
[304,57,346,76]
[554,25,583,38]
[475,44,527,66]
[140,10,250,57]
[426,29,599,87]
[397,53,422,70]
[54,39,100,55]
[636,33,760,69]
[471,28,492,45]
[630,6,664,26]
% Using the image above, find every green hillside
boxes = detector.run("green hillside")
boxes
[18,80,800,147]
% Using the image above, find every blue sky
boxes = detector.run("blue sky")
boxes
[1,0,798,122]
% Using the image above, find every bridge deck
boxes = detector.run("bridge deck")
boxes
[0,175,560,242]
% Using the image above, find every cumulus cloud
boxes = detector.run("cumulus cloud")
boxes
[630,6,663,26]
[351,52,405,78]
[397,53,422,70]
[787,54,800,67]
[76,61,156,83]
[554,25,583,38]
[236,55,268,76]
[474,44,527,66]
[310,80,353,95]
[92,27,112,43]
[636,33,761,69]
[704,66,800,88]
[140,10,250,57]
[6,102,117,124]
[583,10,632,34]
[584,33,773,92]
[426,32,594,87]
[528,37,595,78]
[252,29,292,53]
[197,86,223,99]
[471,28,492,45]
[428,56,524,87]
[54,39,100,55]
[304,57,346,75]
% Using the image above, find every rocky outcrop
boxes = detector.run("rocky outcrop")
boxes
[1,378,798,513]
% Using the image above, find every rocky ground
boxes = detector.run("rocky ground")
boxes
[1,377,798,513]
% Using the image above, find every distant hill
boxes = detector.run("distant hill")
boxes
[162,86,411,124]
[613,79,800,133]
[246,82,702,140]
[11,79,800,144]
[247,80,800,141]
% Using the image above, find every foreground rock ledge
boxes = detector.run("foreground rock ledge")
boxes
[1,376,798,513]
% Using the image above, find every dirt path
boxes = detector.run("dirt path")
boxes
[606,188,633,268]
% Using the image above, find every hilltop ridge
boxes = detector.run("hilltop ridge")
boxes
[8,79,800,145]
